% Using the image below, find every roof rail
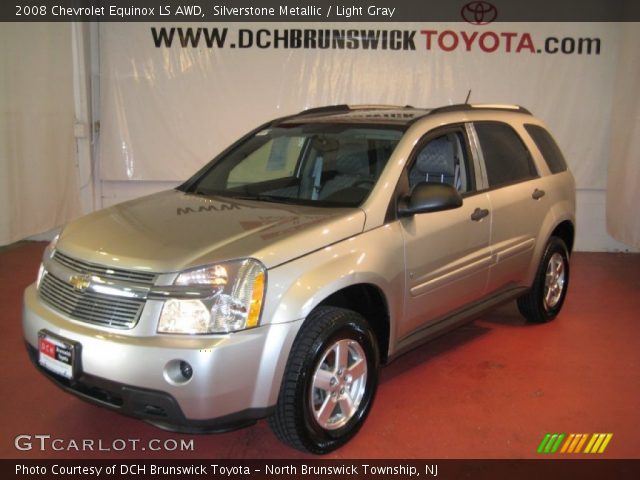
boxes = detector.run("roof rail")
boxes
[298,104,414,116]
[298,104,351,116]
[429,104,532,115]
[348,104,414,110]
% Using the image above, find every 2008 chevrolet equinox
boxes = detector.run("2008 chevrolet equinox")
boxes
[23,104,575,453]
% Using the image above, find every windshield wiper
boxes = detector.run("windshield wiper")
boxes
[232,194,297,204]
[189,189,234,199]
[190,190,314,206]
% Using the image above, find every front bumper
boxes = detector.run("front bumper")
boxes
[25,343,273,433]
[22,284,303,432]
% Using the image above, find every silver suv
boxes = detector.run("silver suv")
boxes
[23,104,575,454]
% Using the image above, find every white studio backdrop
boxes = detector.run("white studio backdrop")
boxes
[99,21,640,248]
[100,22,618,192]
[606,23,640,249]
[1,21,639,248]
[0,23,81,246]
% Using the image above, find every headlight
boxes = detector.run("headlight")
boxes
[157,259,266,334]
[37,233,60,288]
[43,233,59,261]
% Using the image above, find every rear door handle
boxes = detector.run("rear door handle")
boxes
[532,188,546,200]
[471,208,489,221]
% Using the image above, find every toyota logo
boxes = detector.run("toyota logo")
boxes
[461,1,498,25]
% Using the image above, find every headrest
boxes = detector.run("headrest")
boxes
[336,144,370,175]
[416,137,455,175]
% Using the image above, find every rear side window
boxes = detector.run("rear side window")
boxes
[524,124,568,174]
[475,122,537,188]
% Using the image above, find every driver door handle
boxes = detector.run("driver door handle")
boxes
[471,208,489,222]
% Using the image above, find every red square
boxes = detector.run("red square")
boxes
[39,338,56,358]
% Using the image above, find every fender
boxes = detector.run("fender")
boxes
[263,222,406,349]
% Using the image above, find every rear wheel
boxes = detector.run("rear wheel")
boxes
[268,306,379,454]
[518,236,570,323]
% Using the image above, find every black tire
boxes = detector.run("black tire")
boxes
[268,306,379,454]
[517,236,570,323]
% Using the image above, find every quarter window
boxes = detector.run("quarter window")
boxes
[475,122,537,187]
[524,124,568,174]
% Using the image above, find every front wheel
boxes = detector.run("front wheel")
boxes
[518,236,570,323]
[268,307,379,454]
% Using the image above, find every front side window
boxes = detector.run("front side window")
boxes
[408,129,474,194]
[189,124,403,207]
[475,122,537,188]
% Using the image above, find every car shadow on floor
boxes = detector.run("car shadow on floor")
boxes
[379,301,531,384]
[379,321,490,384]
[476,302,530,327]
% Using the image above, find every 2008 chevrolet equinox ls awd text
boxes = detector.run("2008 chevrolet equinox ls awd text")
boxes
[24,104,575,453]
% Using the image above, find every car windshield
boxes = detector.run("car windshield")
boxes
[187,124,403,207]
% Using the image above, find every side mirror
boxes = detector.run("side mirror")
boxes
[398,182,463,217]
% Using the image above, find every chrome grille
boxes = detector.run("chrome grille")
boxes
[39,272,144,329]
[53,250,157,285]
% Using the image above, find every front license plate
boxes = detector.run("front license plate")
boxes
[38,331,79,380]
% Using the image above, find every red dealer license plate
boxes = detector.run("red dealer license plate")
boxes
[38,331,80,380]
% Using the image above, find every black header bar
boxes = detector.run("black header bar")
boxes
[3,0,640,22]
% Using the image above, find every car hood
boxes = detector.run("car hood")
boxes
[57,189,365,273]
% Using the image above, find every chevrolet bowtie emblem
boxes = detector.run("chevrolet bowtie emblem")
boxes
[69,275,91,291]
